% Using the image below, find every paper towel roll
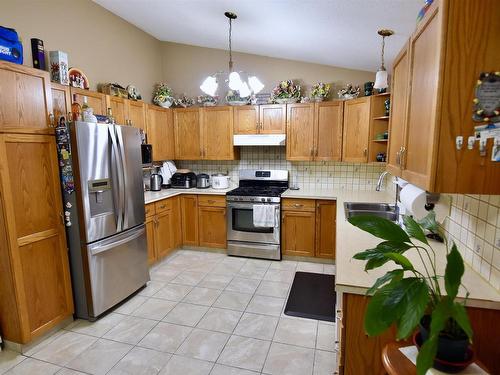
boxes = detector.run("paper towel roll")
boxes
[400,184,427,220]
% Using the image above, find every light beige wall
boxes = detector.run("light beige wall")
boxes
[161,42,376,98]
[1,0,163,102]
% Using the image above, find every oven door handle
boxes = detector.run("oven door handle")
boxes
[227,202,279,209]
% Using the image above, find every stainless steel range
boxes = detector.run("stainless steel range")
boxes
[226,170,288,260]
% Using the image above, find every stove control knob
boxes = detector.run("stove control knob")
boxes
[261,198,265,202]
[250,198,255,201]
[267,198,272,202]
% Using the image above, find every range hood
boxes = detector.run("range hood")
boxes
[233,134,286,146]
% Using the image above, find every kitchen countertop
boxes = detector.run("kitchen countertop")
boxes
[282,187,500,310]
[144,185,236,204]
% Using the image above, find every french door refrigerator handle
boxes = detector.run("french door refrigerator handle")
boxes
[89,226,145,256]
[109,125,124,232]
[115,126,128,228]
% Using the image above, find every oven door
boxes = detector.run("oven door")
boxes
[227,201,280,244]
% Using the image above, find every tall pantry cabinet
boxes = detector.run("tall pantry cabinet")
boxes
[0,61,73,345]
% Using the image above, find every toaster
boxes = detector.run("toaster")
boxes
[171,172,197,189]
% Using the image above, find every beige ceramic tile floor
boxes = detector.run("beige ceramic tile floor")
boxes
[0,250,337,375]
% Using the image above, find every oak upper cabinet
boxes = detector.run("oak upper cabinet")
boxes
[402,1,442,189]
[70,87,107,116]
[386,41,410,176]
[315,200,336,259]
[174,108,201,160]
[146,105,175,161]
[342,97,370,162]
[201,106,236,160]
[180,195,199,246]
[286,103,315,160]
[234,105,260,134]
[388,0,499,193]
[0,62,55,134]
[106,96,127,124]
[198,196,227,248]
[0,133,73,344]
[260,104,286,134]
[315,101,344,161]
[127,100,147,130]
[51,83,71,123]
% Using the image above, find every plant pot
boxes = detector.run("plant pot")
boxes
[418,316,471,371]
[157,97,174,108]
[311,97,324,102]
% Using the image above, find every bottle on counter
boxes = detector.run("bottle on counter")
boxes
[71,94,81,121]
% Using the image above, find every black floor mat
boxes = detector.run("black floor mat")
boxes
[284,272,335,322]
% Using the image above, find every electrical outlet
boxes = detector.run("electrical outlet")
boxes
[464,202,470,211]
[475,243,482,254]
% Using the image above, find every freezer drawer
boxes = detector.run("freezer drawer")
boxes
[86,224,149,318]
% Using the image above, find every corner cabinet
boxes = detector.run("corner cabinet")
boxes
[387,0,500,193]
[281,198,336,259]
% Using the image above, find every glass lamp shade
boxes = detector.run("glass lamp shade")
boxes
[228,71,243,90]
[239,82,251,98]
[373,69,388,89]
[248,76,264,94]
[200,76,218,96]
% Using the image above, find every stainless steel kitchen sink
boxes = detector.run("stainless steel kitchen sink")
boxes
[344,202,399,222]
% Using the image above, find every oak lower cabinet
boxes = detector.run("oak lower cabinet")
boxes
[0,133,73,344]
[387,0,499,193]
[180,195,199,246]
[339,293,500,375]
[281,198,336,259]
[146,105,175,161]
[70,87,107,116]
[342,97,371,162]
[0,61,55,134]
[145,197,181,264]
[198,196,227,248]
[286,101,344,161]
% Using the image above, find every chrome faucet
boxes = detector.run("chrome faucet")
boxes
[376,171,389,191]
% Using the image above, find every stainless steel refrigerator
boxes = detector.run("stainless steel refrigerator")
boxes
[58,120,149,320]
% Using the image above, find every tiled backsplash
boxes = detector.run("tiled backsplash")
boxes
[177,147,387,191]
[442,194,500,290]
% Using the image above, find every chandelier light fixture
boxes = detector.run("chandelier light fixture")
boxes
[200,12,264,99]
[373,29,394,90]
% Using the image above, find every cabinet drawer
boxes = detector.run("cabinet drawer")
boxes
[198,195,226,208]
[145,203,156,218]
[155,198,174,213]
[282,198,315,212]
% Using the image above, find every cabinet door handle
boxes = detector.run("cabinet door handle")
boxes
[59,212,65,226]
[400,147,406,169]
[159,204,166,209]
[208,199,216,204]
[363,148,367,157]
[395,148,401,166]
[293,203,303,208]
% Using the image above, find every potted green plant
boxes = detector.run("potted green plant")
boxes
[271,80,301,104]
[348,213,473,375]
[153,83,174,108]
[310,82,330,102]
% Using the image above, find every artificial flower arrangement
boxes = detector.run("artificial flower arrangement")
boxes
[173,94,195,108]
[197,95,219,107]
[153,83,174,108]
[338,83,361,99]
[310,82,330,101]
[271,80,301,103]
[225,90,250,105]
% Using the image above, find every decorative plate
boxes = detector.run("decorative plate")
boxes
[68,68,89,89]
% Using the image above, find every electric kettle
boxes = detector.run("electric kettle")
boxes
[150,173,163,191]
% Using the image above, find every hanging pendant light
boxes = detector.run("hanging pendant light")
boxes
[373,29,394,90]
[200,12,264,100]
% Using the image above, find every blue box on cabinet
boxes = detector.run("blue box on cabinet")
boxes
[0,26,23,64]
